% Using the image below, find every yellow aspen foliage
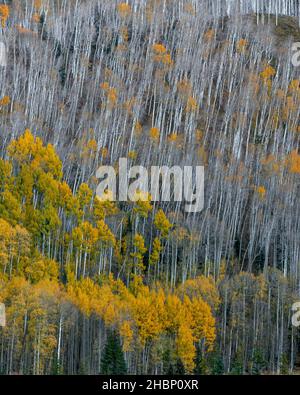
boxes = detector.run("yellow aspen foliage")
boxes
[195,129,203,142]
[0,158,12,187]
[119,320,134,351]
[0,218,16,268]
[149,237,162,266]
[133,191,152,217]
[176,324,196,373]
[130,287,165,346]
[131,234,147,272]
[16,25,38,36]
[189,297,216,348]
[100,146,109,158]
[97,219,116,246]
[0,276,60,374]
[165,294,183,330]
[154,209,172,237]
[117,3,131,17]
[172,133,184,149]
[120,26,129,42]
[134,121,143,136]
[145,1,155,23]
[93,280,114,316]
[36,172,60,203]
[128,150,137,160]
[102,302,120,326]
[153,43,167,54]
[282,96,297,120]
[0,95,10,106]
[172,226,189,242]
[100,81,110,91]
[101,82,118,107]
[184,3,196,15]
[256,185,266,200]
[18,164,34,200]
[40,204,62,235]
[198,145,208,164]
[8,129,37,161]
[100,285,124,325]
[152,44,173,65]
[58,181,77,213]
[236,38,248,53]
[204,29,215,41]
[94,194,118,219]
[34,0,42,9]
[72,221,98,252]
[186,96,198,112]
[76,183,92,211]
[255,273,267,299]
[24,257,59,283]
[271,112,280,130]
[32,13,41,23]
[123,97,136,114]
[67,278,94,316]
[13,224,31,259]
[149,127,160,141]
[81,139,98,160]
[167,133,178,143]
[218,260,227,281]
[260,65,276,80]
[0,5,9,27]
[289,79,300,93]
[177,79,192,97]
[128,273,144,296]
[277,88,286,100]
[176,275,220,309]
[132,234,147,256]
[260,154,281,174]
[63,272,217,370]
[160,53,173,66]
[107,87,118,106]
[8,130,63,179]
[0,130,218,374]
[286,150,300,174]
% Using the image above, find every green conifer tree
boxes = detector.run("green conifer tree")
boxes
[101,331,127,375]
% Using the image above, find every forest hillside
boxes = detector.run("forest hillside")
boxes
[0,0,300,375]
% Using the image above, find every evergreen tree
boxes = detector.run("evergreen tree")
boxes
[251,349,267,375]
[279,354,289,375]
[209,350,224,375]
[51,358,62,375]
[101,332,127,375]
[230,352,244,375]
[194,344,208,374]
